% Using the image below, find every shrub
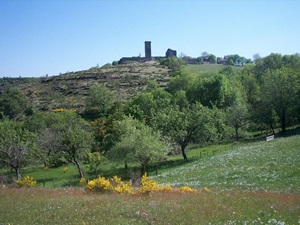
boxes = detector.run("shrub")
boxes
[83,174,197,194]
[179,186,197,193]
[16,176,37,187]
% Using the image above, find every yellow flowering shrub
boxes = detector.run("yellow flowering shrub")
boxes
[52,108,76,113]
[83,174,197,194]
[179,186,197,193]
[80,178,87,186]
[111,176,132,194]
[63,167,69,173]
[137,173,163,194]
[16,176,37,187]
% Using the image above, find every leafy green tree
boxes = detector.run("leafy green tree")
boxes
[154,103,225,162]
[26,112,94,177]
[167,68,195,95]
[0,120,37,180]
[160,57,186,74]
[254,53,283,80]
[226,98,249,141]
[85,85,117,119]
[87,152,105,176]
[57,113,94,178]
[187,74,235,108]
[209,54,216,63]
[196,56,203,64]
[0,87,27,119]
[125,87,172,125]
[260,68,299,133]
[110,117,169,175]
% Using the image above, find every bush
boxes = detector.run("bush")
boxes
[83,174,197,194]
[15,176,37,187]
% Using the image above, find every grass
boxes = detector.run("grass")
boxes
[154,135,300,193]
[187,64,243,75]
[1,135,300,224]
[0,187,299,224]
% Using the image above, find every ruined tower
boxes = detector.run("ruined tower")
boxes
[145,41,151,59]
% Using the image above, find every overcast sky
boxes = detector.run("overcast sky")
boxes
[0,0,299,77]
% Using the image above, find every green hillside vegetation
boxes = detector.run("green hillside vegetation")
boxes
[0,53,300,224]
[0,61,170,113]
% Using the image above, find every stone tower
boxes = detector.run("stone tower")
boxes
[145,41,151,59]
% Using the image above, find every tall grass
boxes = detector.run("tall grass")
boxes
[0,187,299,224]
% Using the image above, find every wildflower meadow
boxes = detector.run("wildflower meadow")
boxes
[0,135,300,224]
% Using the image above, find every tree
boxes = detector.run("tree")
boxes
[110,117,169,175]
[0,87,27,119]
[26,112,94,178]
[260,68,299,133]
[187,73,236,109]
[226,98,249,141]
[159,57,186,74]
[58,113,94,178]
[87,152,105,176]
[85,85,117,119]
[253,53,261,64]
[196,56,203,64]
[154,103,225,162]
[209,54,216,63]
[167,68,195,95]
[0,120,37,180]
[125,87,172,125]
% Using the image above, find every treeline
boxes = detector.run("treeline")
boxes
[0,53,299,181]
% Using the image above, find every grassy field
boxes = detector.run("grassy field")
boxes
[1,187,299,225]
[187,64,243,75]
[154,135,300,193]
[1,135,300,224]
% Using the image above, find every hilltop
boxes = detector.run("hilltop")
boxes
[0,61,170,113]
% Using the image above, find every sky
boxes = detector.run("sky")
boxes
[0,0,299,77]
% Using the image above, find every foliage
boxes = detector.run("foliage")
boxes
[84,173,195,195]
[85,175,132,194]
[260,68,300,132]
[110,116,169,175]
[154,103,226,161]
[25,111,94,177]
[167,67,196,95]
[125,87,172,125]
[226,97,249,141]
[87,152,105,176]
[0,120,38,180]
[85,85,117,119]
[159,57,186,73]
[15,175,37,187]
[0,87,27,119]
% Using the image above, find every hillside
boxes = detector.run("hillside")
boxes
[0,61,170,113]
[154,134,300,193]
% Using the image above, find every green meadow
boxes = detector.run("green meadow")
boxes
[1,134,300,224]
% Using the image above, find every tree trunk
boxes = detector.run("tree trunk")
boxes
[181,145,188,162]
[141,164,146,176]
[15,167,21,181]
[235,127,239,141]
[73,160,84,178]
[280,112,286,133]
